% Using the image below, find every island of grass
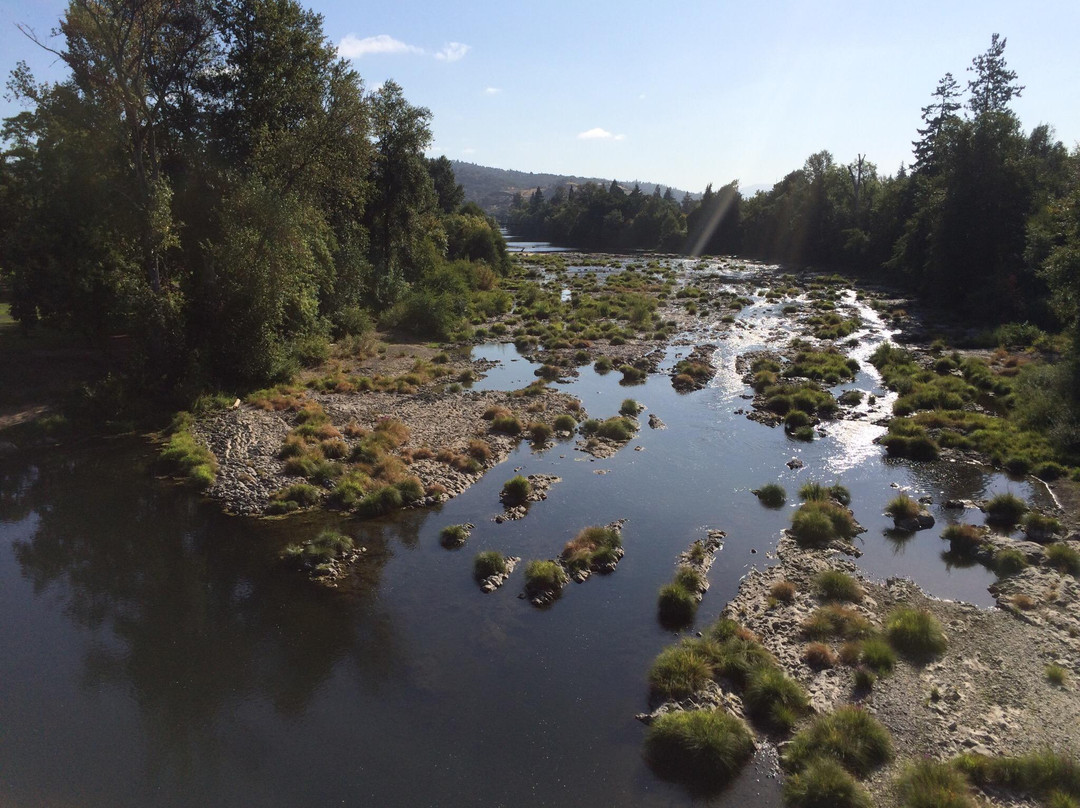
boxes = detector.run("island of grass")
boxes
[560,523,625,580]
[279,528,361,583]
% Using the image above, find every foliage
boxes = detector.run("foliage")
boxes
[896,759,976,808]
[523,560,567,594]
[814,570,863,603]
[886,494,922,521]
[754,483,787,507]
[473,551,507,580]
[500,475,532,505]
[1045,544,1080,576]
[782,706,894,777]
[643,709,755,794]
[886,607,948,659]
[158,429,218,489]
[783,757,873,808]
[985,493,1029,525]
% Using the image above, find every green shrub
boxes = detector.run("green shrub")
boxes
[1046,664,1068,686]
[395,476,424,502]
[815,570,863,603]
[799,482,851,505]
[885,494,921,521]
[802,605,872,641]
[955,750,1080,801]
[942,524,984,555]
[1046,544,1080,576]
[994,548,1029,576]
[754,483,787,508]
[648,643,713,700]
[269,482,322,511]
[783,756,872,808]
[644,709,755,794]
[860,635,896,674]
[356,484,404,518]
[896,759,976,808]
[619,364,647,384]
[712,637,777,685]
[280,529,354,571]
[658,583,698,627]
[553,413,577,431]
[886,607,947,659]
[985,493,1028,526]
[595,416,636,441]
[440,524,470,548]
[528,421,553,443]
[523,560,567,594]
[474,551,507,580]
[1023,511,1062,540]
[490,414,523,435]
[619,398,641,416]
[501,475,532,505]
[791,500,858,546]
[783,706,893,777]
[743,666,809,730]
[561,525,621,572]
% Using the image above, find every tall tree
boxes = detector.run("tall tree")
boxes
[967,34,1024,118]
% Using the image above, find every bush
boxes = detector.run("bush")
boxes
[791,507,837,546]
[523,560,567,595]
[643,709,755,794]
[657,583,698,626]
[1023,512,1062,540]
[782,706,893,777]
[895,759,976,808]
[280,529,354,571]
[501,475,532,505]
[595,416,636,441]
[985,493,1028,526]
[528,421,553,443]
[648,643,713,700]
[755,483,787,508]
[743,666,809,730]
[783,756,872,808]
[886,607,947,659]
[1046,544,1080,576]
[994,548,1029,576]
[553,413,577,431]
[561,525,621,573]
[490,414,523,435]
[802,605,872,641]
[885,494,921,521]
[474,551,507,580]
[619,398,641,416]
[440,524,470,548]
[955,750,1080,802]
[860,635,896,674]
[815,570,863,603]
[268,482,323,512]
[943,524,984,555]
[1046,664,1068,686]
[356,484,404,518]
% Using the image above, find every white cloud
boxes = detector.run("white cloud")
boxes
[578,127,626,141]
[484,87,501,95]
[339,34,422,58]
[462,147,477,155]
[435,42,470,62]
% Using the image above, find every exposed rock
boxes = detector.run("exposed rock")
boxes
[479,556,520,593]
[894,510,936,531]
[648,414,666,429]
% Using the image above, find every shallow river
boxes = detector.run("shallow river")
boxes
[0,259,1050,807]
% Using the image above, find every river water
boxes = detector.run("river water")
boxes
[0,258,1049,807]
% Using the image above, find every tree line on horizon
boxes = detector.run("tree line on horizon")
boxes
[508,35,1080,335]
[0,0,510,397]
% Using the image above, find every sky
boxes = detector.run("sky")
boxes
[3,0,1079,193]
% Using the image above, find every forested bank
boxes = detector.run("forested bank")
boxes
[0,0,509,401]
[508,36,1080,334]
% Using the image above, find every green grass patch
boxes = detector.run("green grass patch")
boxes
[896,759,976,808]
[790,500,859,547]
[523,559,567,596]
[802,604,872,641]
[743,665,809,731]
[158,429,218,489]
[280,529,354,573]
[985,493,1028,526]
[1046,544,1080,576]
[783,756,872,808]
[501,475,532,505]
[994,548,1029,576]
[814,569,863,603]
[955,750,1080,803]
[754,483,787,508]
[942,524,984,555]
[474,550,508,580]
[885,494,921,521]
[782,705,893,777]
[886,607,947,660]
[561,525,621,573]
[644,709,755,794]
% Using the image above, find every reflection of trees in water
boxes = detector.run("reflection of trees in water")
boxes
[7,441,400,785]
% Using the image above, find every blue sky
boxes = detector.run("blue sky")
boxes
[3,0,1078,192]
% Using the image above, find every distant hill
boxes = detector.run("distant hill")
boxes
[450,161,698,219]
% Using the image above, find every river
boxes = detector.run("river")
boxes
[0,256,1048,807]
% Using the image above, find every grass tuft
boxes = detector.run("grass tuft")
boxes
[815,569,863,603]
[783,756,872,808]
[754,483,787,508]
[985,492,1028,526]
[500,475,532,505]
[643,709,755,794]
[782,705,893,777]
[896,759,977,808]
[474,550,508,580]
[886,607,947,660]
